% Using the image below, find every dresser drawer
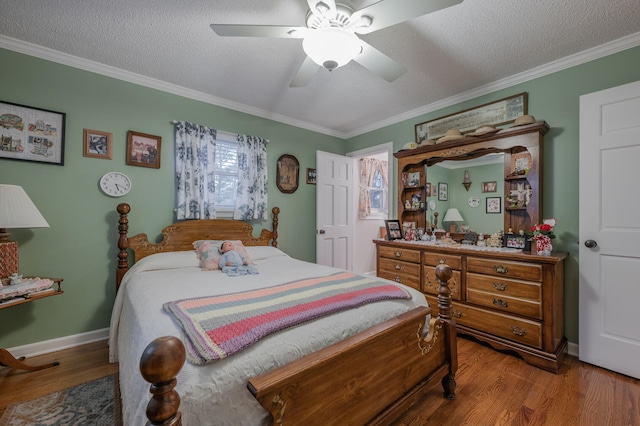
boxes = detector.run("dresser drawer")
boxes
[425,268,461,300]
[423,253,462,270]
[378,246,421,263]
[452,301,542,349]
[467,257,542,281]
[467,272,541,301]
[467,288,542,319]
[378,264,421,292]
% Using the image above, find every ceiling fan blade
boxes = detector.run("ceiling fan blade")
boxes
[307,0,337,18]
[290,55,321,87]
[210,24,307,38]
[354,41,407,82]
[352,0,463,34]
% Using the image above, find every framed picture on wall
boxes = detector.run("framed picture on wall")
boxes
[481,181,497,193]
[83,129,112,159]
[126,130,161,168]
[0,100,66,165]
[306,168,316,184]
[438,182,448,201]
[486,196,502,214]
[276,154,299,193]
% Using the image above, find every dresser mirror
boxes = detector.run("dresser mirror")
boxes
[395,121,549,238]
[425,153,505,235]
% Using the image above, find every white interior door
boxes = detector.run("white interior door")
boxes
[579,80,640,379]
[316,150,353,269]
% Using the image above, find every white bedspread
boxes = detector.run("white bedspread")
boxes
[108,247,428,425]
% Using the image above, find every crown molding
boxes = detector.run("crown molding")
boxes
[345,32,640,138]
[0,35,344,139]
[2,32,640,141]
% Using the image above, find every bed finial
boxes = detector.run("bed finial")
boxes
[271,206,280,248]
[140,336,186,426]
[116,203,131,291]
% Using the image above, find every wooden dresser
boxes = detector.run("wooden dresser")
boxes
[376,240,567,373]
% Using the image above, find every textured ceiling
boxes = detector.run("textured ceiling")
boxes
[1,0,639,138]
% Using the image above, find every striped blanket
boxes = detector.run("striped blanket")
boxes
[163,272,411,364]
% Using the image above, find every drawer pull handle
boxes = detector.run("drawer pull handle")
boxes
[453,310,462,318]
[493,265,509,274]
[493,298,509,308]
[438,258,447,264]
[510,326,526,336]
[393,276,402,283]
[394,251,403,258]
[493,282,508,291]
[394,264,403,270]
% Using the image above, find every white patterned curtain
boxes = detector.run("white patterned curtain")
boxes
[234,134,269,220]
[359,158,388,219]
[175,121,217,220]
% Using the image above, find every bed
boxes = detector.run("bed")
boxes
[109,203,457,425]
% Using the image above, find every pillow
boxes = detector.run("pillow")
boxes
[128,251,200,274]
[193,240,253,271]
[244,246,289,261]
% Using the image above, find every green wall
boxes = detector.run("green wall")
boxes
[347,45,640,345]
[0,48,344,348]
[2,44,639,350]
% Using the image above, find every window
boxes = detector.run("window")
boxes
[213,134,238,211]
[369,168,387,217]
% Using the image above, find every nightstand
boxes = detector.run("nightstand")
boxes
[0,277,63,371]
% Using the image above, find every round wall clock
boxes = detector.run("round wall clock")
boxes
[100,172,132,197]
[468,196,480,208]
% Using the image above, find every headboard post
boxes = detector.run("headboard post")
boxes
[271,207,280,248]
[116,203,131,291]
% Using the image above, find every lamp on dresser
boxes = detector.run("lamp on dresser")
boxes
[0,184,49,282]
[443,208,464,233]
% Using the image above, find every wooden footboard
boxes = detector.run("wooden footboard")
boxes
[140,264,457,426]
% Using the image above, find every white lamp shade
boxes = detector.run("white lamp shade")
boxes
[0,184,49,229]
[302,28,362,70]
[443,208,464,223]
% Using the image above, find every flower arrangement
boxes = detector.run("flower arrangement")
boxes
[528,219,556,254]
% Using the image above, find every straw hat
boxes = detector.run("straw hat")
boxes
[437,129,464,143]
[512,115,536,127]
[466,124,500,137]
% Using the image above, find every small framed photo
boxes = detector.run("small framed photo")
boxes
[481,181,497,193]
[306,168,316,184]
[438,182,448,201]
[504,234,531,251]
[425,182,431,197]
[83,129,112,159]
[509,151,532,176]
[486,197,502,214]
[384,220,403,241]
[126,130,161,169]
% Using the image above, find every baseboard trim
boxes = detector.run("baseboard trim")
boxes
[6,327,580,362]
[7,328,109,359]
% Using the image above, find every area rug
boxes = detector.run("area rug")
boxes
[0,374,121,426]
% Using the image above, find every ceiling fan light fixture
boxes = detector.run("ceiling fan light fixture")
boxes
[302,28,362,71]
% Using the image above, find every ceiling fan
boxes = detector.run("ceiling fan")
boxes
[210,0,463,87]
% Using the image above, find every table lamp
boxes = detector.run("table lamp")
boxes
[443,208,464,233]
[0,184,49,280]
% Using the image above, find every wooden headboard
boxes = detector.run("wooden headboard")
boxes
[115,203,280,290]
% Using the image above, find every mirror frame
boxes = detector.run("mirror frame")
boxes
[394,121,549,237]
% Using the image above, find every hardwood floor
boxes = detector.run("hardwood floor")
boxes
[0,337,638,425]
